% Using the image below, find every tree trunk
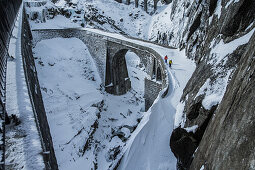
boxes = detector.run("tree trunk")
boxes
[154,0,158,11]
[126,0,130,5]
[135,0,139,8]
[144,0,147,12]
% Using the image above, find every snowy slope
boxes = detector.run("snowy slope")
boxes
[28,0,156,39]
[33,37,150,170]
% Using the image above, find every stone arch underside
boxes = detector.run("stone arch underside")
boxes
[105,46,149,95]
[105,49,131,95]
[105,40,167,98]
[156,66,162,81]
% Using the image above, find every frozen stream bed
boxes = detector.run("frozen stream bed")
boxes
[33,37,147,170]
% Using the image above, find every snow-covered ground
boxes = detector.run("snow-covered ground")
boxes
[28,0,168,39]
[5,3,44,170]
[5,0,254,169]
[30,27,195,169]
[33,37,149,170]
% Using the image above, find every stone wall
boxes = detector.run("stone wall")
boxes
[144,78,162,110]
[78,31,107,83]
[21,9,58,170]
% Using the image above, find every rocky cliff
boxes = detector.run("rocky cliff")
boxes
[152,0,255,169]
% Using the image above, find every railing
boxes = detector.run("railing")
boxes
[0,0,22,168]
[21,8,59,170]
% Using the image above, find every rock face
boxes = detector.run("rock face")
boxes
[190,30,255,170]
[158,0,255,169]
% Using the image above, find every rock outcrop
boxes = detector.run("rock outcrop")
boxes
[163,0,255,169]
[190,29,255,170]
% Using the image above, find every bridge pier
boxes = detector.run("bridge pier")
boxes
[105,48,132,95]
[105,78,131,95]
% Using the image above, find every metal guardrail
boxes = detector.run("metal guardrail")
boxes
[0,0,22,169]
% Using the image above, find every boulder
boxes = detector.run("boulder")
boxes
[170,127,197,170]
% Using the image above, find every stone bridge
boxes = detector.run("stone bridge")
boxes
[32,28,170,110]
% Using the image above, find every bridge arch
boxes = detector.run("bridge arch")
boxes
[105,47,148,95]
[31,29,169,110]
[105,40,167,102]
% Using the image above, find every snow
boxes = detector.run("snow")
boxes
[215,0,222,19]
[30,23,195,169]
[28,0,153,39]
[30,15,82,29]
[5,2,44,169]
[148,2,188,47]
[195,69,232,110]
[198,28,255,110]
[118,48,195,170]
[225,0,240,9]
[200,165,205,170]
[33,37,150,170]
[184,125,198,133]
[6,0,254,169]
[24,1,197,169]
[174,101,186,127]
[211,28,255,65]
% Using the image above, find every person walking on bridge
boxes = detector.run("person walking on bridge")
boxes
[169,59,172,68]
[164,55,168,63]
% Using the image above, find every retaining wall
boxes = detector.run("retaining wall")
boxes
[144,78,163,110]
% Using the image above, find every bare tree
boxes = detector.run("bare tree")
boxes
[153,0,159,11]
[135,0,139,7]
[144,0,147,12]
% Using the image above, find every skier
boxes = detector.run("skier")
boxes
[169,59,172,68]
[164,55,168,63]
